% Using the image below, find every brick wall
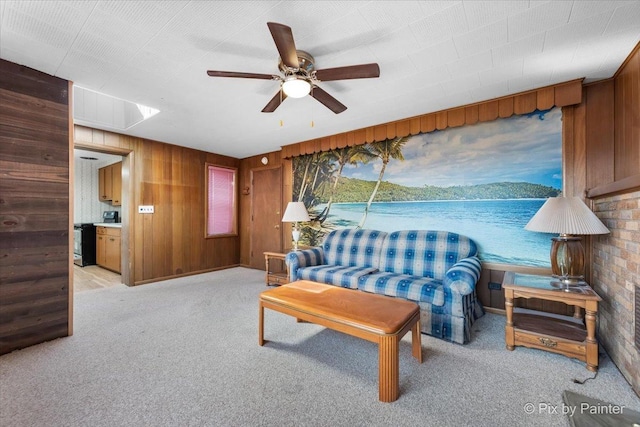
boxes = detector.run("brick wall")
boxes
[592,191,640,395]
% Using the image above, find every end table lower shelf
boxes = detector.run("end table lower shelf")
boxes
[503,272,601,372]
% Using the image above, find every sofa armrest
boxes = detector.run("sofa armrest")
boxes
[443,256,482,295]
[285,247,325,282]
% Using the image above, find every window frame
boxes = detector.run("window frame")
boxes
[204,163,238,238]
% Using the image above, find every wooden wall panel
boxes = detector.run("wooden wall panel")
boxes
[396,120,411,137]
[478,100,499,122]
[410,118,421,135]
[465,106,479,125]
[537,87,555,110]
[421,114,436,133]
[0,59,70,355]
[435,112,448,130]
[555,81,583,107]
[447,108,465,128]
[562,107,576,196]
[573,101,588,198]
[514,92,537,115]
[585,80,615,190]
[498,98,514,118]
[74,125,240,285]
[614,44,640,181]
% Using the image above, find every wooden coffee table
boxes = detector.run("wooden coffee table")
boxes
[259,280,422,402]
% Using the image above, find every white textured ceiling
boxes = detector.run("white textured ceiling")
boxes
[1,1,638,159]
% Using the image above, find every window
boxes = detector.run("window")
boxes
[206,164,237,237]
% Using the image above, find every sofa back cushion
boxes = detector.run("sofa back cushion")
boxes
[379,230,478,280]
[322,228,388,269]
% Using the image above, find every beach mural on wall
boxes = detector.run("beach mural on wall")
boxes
[292,107,562,267]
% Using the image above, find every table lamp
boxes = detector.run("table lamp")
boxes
[525,196,609,285]
[282,202,310,250]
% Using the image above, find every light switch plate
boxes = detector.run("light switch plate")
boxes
[138,205,154,214]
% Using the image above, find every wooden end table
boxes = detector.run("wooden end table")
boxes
[259,280,422,402]
[264,251,289,286]
[503,272,602,371]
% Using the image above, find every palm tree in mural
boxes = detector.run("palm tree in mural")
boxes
[298,152,334,207]
[309,152,335,207]
[294,154,314,202]
[316,145,375,223]
[357,136,408,228]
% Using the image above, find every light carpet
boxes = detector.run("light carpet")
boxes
[1,267,638,427]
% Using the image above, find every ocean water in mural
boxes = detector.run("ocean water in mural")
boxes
[293,108,563,268]
[312,199,556,267]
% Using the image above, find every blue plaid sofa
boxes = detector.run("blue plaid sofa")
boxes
[285,229,484,344]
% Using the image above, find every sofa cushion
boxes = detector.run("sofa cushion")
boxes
[357,272,445,306]
[322,228,388,269]
[379,230,478,280]
[297,265,378,289]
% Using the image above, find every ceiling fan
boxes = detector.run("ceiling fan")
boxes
[206,22,380,114]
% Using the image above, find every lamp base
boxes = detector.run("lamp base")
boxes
[550,235,585,284]
[550,279,587,292]
[292,228,301,251]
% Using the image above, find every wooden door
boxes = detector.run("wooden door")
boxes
[250,167,282,269]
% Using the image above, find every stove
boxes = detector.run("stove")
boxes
[73,223,97,267]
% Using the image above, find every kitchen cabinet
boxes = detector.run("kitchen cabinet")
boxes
[98,162,122,206]
[96,226,121,273]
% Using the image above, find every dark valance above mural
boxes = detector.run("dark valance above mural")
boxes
[282,79,581,159]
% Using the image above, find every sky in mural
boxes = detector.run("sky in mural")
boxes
[341,108,562,190]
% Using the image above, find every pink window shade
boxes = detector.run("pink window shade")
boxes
[207,166,235,235]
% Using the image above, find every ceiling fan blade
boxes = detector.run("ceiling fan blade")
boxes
[261,90,287,113]
[314,63,380,81]
[310,86,347,114]
[267,22,299,69]
[207,70,276,80]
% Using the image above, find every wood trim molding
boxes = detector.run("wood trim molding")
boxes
[281,79,583,158]
[482,262,552,276]
[587,174,640,198]
[614,41,640,80]
[68,81,75,337]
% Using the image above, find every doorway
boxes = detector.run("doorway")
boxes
[249,166,283,269]
[72,147,129,291]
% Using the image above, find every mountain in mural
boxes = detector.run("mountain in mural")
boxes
[315,177,560,204]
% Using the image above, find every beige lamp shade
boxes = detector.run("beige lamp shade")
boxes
[525,196,609,284]
[524,196,609,235]
[282,202,310,223]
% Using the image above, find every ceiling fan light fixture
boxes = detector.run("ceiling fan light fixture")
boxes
[282,76,311,98]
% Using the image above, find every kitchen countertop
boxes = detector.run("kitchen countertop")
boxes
[93,223,122,228]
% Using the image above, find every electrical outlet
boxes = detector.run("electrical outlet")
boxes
[138,205,154,214]
[488,282,502,291]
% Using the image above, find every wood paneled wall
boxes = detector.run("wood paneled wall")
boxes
[584,42,640,199]
[74,126,240,285]
[614,43,640,182]
[579,42,640,397]
[0,59,71,354]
